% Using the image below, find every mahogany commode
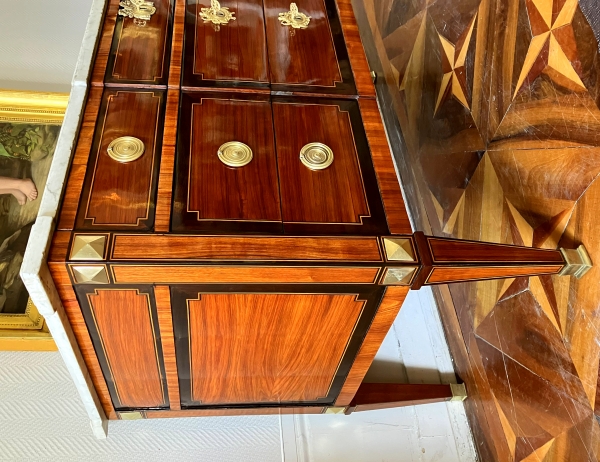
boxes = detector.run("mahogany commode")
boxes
[48,0,591,420]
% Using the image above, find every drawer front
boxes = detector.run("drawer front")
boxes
[76,90,164,231]
[77,286,170,410]
[171,284,384,407]
[264,0,355,94]
[273,98,387,234]
[182,0,269,88]
[105,0,174,86]
[172,92,283,233]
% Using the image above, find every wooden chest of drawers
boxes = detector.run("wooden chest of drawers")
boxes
[48,0,577,421]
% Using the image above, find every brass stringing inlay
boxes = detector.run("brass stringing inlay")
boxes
[279,3,311,29]
[107,136,145,163]
[300,142,334,170]
[200,0,236,26]
[218,141,253,167]
[118,0,157,26]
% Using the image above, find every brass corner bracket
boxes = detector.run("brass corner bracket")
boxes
[558,245,593,279]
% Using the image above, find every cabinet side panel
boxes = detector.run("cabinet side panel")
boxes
[335,286,409,406]
[86,289,167,408]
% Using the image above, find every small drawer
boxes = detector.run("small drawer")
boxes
[264,0,355,95]
[182,0,270,89]
[105,0,174,86]
[75,89,165,231]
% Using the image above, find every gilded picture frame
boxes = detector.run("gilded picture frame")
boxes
[0,89,69,351]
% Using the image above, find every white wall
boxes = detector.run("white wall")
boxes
[0,0,94,92]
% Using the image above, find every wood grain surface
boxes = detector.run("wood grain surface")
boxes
[335,0,375,97]
[335,286,408,406]
[154,286,181,410]
[155,89,179,232]
[263,0,341,88]
[168,0,186,88]
[348,383,453,413]
[145,407,325,418]
[92,0,121,85]
[273,101,368,224]
[111,235,383,261]
[48,264,116,419]
[111,265,380,284]
[81,90,162,228]
[425,265,564,284]
[358,99,412,234]
[186,293,365,404]
[173,95,281,232]
[107,0,172,84]
[426,236,566,263]
[187,0,268,85]
[58,88,104,231]
[87,289,165,408]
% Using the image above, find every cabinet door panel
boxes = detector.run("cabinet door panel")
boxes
[78,287,169,410]
[172,284,385,407]
[105,0,174,85]
[183,0,269,88]
[273,98,387,235]
[263,0,355,94]
[172,92,282,233]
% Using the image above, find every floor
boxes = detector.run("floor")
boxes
[352,0,600,460]
[0,289,476,461]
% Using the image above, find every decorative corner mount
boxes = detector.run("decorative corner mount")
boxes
[450,383,467,402]
[118,0,157,26]
[200,0,236,27]
[558,245,593,279]
[279,3,311,29]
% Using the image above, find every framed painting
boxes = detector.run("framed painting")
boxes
[0,89,68,351]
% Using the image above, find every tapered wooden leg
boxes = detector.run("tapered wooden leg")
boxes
[408,232,591,288]
[343,383,466,414]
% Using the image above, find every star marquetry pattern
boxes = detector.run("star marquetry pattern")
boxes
[514,0,585,98]
[434,14,477,114]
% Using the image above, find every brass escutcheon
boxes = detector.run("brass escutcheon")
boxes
[107,136,145,163]
[299,142,334,170]
[218,141,253,167]
[200,0,236,26]
[118,0,157,24]
[278,3,311,29]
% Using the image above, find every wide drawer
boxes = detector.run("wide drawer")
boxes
[171,92,387,234]
[181,0,355,94]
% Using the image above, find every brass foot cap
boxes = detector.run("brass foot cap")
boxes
[558,245,593,279]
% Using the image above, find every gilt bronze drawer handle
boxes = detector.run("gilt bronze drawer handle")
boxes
[107,136,145,163]
[118,0,157,26]
[279,3,311,29]
[300,143,334,170]
[218,141,253,167]
[200,0,236,26]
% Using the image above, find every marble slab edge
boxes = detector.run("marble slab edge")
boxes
[21,0,109,439]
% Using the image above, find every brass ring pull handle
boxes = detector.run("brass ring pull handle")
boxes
[107,136,145,163]
[218,141,253,167]
[279,3,311,29]
[200,0,236,26]
[299,143,333,170]
[118,0,157,26]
